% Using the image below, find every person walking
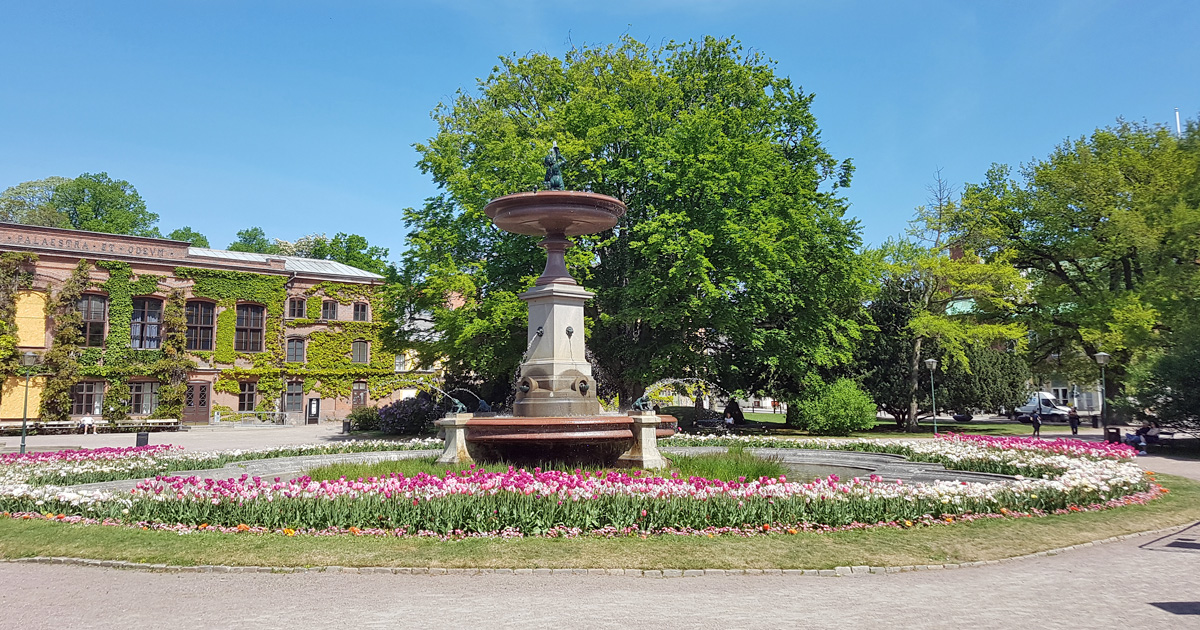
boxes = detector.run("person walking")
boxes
[1031,410,1042,437]
[1068,408,1080,436]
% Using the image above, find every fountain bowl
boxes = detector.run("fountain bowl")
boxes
[444,414,677,467]
[484,190,626,237]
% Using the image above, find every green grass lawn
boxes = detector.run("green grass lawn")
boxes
[738,413,1079,438]
[308,450,788,483]
[2,475,1194,570]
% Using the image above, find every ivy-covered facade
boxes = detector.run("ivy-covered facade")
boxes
[0,223,430,424]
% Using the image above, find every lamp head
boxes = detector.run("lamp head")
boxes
[1093,352,1111,366]
[924,358,938,370]
[21,351,38,367]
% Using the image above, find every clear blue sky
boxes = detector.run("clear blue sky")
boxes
[2,1,1197,257]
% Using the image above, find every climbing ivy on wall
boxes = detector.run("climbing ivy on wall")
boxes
[0,252,37,375]
[149,288,191,419]
[40,260,90,422]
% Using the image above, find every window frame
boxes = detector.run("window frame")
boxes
[283,382,303,412]
[131,296,163,350]
[351,339,369,364]
[71,381,104,415]
[185,300,216,351]
[131,381,160,415]
[321,300,338,321]
[351,381,368,409]
[352,302,369,322]
[286,337,306,363]
[238,381,257,412]
[287,298,306,319]
[78,294,107,348]
[234,304,265,353]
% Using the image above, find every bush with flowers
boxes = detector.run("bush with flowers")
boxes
[0,434,1157,539]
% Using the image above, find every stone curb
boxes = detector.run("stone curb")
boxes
[4,522,1190,577]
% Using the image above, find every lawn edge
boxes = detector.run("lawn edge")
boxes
[4,520,1193,577]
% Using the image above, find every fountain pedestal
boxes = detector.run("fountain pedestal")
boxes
[514,282,598,417]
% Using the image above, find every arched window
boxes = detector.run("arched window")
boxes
[235,304,264,352]
[131,297,163,349]
[351,340,369,364]
[77,294,107,347]
[352,302,369,321]
[186,301,215,351]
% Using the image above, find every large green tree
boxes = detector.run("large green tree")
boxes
[0,177,71,227]
[310,233,391,276]
[166,226,210,248]
[961,119,1200,420]
[389,36,870,407]
[859,174,1028,431]
[227,227,280,254]
[50,172,159,236]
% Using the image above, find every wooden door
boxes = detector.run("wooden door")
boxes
[182,382,211,424]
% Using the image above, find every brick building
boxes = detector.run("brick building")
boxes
[0,223,426,425]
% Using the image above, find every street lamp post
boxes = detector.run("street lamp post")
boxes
[1094,352,1111,428]
[19,351,41,455]
[925,358,939,434]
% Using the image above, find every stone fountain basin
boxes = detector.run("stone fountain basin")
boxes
[465,415,677,443]
[484,190,627,236]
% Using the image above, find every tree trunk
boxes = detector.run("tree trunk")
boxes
[905,337,924,432]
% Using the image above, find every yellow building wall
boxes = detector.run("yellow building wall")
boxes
[1,375,46,420]
[15,290,47,348]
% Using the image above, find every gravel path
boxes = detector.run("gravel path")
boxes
[3,524,1198,629]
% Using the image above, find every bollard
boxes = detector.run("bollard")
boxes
[136,432,149,447]
[342,420,351,435]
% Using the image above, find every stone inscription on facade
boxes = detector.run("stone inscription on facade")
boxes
[0,230,186,260]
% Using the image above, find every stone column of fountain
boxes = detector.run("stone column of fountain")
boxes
[433,147,675,468]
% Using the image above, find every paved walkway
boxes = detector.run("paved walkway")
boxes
[3,524,1198,629]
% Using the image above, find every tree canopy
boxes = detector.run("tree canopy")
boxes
[50,172,159,236]
[166,226,210,248]
[960,119,1200,419]
[0,177,71,227]
[227,227,280,254]
[310,233,391,276]
[388,36,870,406]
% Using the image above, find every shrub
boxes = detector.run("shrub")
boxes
[346,406,381,432]
[378,396,451,435]
[794,379,877,436]
[658,405,720,430]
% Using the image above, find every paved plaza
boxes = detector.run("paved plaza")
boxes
[3,424,1198,629]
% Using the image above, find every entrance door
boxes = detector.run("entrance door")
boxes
[182,382,211,424]
[351,382,368,409]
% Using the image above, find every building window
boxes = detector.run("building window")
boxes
[351,340,369,364]
[131,381,160,415]
[351,382,368,409]
[71,381,104,415]
[286,338,305,363]
[186,301,215,351]
[131,297,163,350]
[78,295,107,348]
[288,298,306,319]
[283,382,303,412]
[353,303,369,321]
[234,304,264,352]
[238,382,257,412]
[321,300,338,320]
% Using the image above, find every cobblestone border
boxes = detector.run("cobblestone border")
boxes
[4,522,1191,577]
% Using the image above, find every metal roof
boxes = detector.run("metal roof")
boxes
[187,247,384,281]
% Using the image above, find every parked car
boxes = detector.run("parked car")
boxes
[1014,392,1077,423]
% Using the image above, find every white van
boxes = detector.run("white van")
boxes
[1014,392,1077,423]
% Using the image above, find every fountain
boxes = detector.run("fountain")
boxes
[435,145,676,468]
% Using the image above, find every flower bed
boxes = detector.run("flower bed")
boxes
[1,439,441,487]
[0,434,1155,538]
